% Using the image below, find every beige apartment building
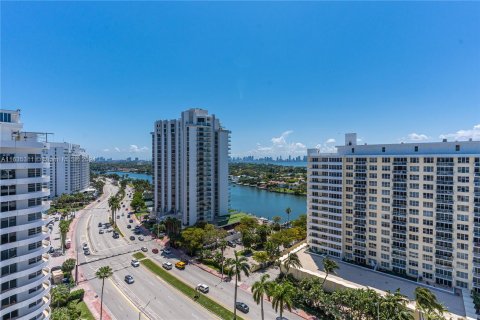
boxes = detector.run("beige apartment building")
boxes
[307,133,480,292]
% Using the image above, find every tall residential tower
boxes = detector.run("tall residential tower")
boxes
[44,142,90,198]
[1,109,51,320]
[307,133,480,292]
[152,109,230,226]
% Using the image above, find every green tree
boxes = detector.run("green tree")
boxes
[241,230,258,251]
[283,252,302,277]
[251,274,273,320]
[414,287,446,320]
[96,266,113,320]
[253,251,269,265]
[272,216,282,231]
[322,257,339,288]
[108,196,120,227]
[256,224,271,244]
[59,220,70,254]
[130,191,145,212]
[51,302,81,320]
[61,258,76,277]
[271,281,295,319]
[226,251,251,320]
[291,214,307,231]
[285,207,291,227]
[51,284,70,308]
[181,227,205,255]
[217,240,227,278]
[381,289,414,320]
[265,241,280,261]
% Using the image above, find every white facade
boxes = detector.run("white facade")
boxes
[307,133,480,292]
[1,109,52,320]
[44,142,90,198]
[152,109,230,226]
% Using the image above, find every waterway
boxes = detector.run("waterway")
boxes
[105,171,307,221]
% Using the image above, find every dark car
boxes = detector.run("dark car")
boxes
[236,302,249,313]
[127,224,131,229]
[129,236,135,241]
[98,222,102,227]
[152,248,159,254]
[129,219,133,223]
[113,232,119,239]
[124,275,134,284]
[227,241,236,248]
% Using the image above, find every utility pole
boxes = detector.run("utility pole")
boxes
[75,246,79,285]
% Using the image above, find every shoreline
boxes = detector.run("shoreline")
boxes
[231,182,307,197]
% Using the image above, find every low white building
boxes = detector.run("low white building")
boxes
[44,142,90,198]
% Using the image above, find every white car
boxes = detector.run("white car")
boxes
[131,260,140,267]
[197,284,209,293]
[162,262,172,270]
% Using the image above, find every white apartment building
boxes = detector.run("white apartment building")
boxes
[308,133,480,292]
[1,109,52,320]
[152,108,230,226]
[44,142,90,198]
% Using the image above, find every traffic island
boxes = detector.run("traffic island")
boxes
[140,259,243,320]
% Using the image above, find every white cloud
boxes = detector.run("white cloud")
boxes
[408,133,429,141]
[102,148,110,152]
[247,130,307,158]
[398,133,430,143]
[326,138,336,144]
[129,145,149,153]
[114,147,121,152]
[440,124,480,141]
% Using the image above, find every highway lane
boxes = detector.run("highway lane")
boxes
[77,182,215,320]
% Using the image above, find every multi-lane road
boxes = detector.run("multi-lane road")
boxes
[72,181,303,320]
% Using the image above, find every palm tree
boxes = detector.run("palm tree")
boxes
[380,289,414,320]
[322,257,339,288]
[59,220,70,254]
[251,274,272,320]
[226,250,251,319]
[285,207,291,227]
[414,287,446,320]
[96,266,113,320]
[108,196,120,227]
[61,258,76,277]
[217,239,227,279]
[51,284,70,307]
[283,252,302,277]
[271,281,295,319]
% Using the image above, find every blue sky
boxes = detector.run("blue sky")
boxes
[2,2,479,160]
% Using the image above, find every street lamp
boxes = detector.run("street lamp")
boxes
[138,296,156,320]
[75,245,80,285]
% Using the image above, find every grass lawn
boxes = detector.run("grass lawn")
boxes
[141,259,242,320]
[77,301,95,320]
[132,252,146,260]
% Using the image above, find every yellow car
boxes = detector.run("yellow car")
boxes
[175,261,186,270]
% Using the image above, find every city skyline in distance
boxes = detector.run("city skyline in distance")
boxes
[2,2,479,160]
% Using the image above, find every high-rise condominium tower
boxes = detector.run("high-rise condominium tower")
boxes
[44,142,90,198]
[152,109,230,226]
[307,133,480,291]
[1,109,52,319]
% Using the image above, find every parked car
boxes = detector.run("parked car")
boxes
[152,248,159,254]
[163,248,171,255]
[82,243,88,250]
[162,262,172,270]
[99,229,104,234]
[141,246,148,252]
[48,247,55,254]
[175,261,186,270]
[235,239,242,245]
[129,236,135,241]
[124,275,134,284]
[236,302,249,313]
[98,222,103,227]
[113,232,119,239]
[129,219,133,223]
[84,249,90,255]
[227,241,236,248]
[138,236,144,241]
[131,260,140,267]
[127,224,131,229]
[197,284,209,293]
[117,215,120,219]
